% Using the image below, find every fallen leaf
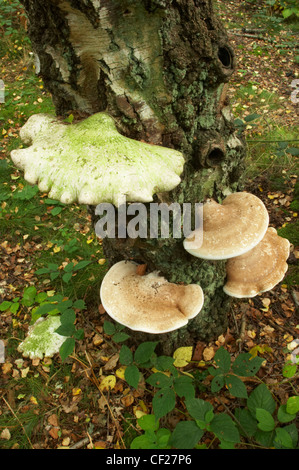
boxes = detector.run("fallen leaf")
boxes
[49,428,59,440]
[173,346,193,367]
[99,375,116,392]
[202,346,215,361]
[103,353,119,371]
[115,366,126,380]
[1,429,11,440]
[48,414,59,427]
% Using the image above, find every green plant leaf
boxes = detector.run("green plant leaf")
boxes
[125,364,140,389]
[137,414,159,432]
[119,345,133,365]
[51,206,63,216]
[225,374,248,398]
[213,347,231,374]
[63,262,74,273]
[185,398,214,423]
[156,428,171,449]
[232,353,263,377]
[0,301,12,311]
[72,299,86,310]
[55,322,76,336]
[59,337,75,361]
[112,332,130,343]
[170,421,204,449]
[234,408,258,437]
[62,272,73,283]
[60,309,76,325]
[277,404,297,423]
[210,413,240,443]
[152,388,176,420]
[247,384,276,418]
[146,372,173,389]
[282,362,297,378]
[73,260,92,271]
[130,432,157,450]
[10,302,19,314]
[103,320,116,336]
[274,427,294,449]
[134,341,158,366]
[211,374,225,393]
[173,376,195,399]
[286,396,299,415]
[256,408,275,432]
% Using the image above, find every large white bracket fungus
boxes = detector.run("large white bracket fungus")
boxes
[11,113,185,206]
[223,227,290,298]
[183,192,269,260]
[100,260,204,334]
[17,316,68,360]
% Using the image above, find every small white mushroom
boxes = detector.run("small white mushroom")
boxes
[100,260,204,334]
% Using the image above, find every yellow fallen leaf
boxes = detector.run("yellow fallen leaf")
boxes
[72,387,82,396]
[30,396,38,405]
[173,346,193,367]
[134,410,147,419]
[53,246,61,253]
[115,366,126,380]
[98,258,106,265]
[99,375,116,392]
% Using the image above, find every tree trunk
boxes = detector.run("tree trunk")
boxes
[21,0,245,354]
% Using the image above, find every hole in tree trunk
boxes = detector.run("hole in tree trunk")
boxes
[206,147,225,167]
[218,46,233,68]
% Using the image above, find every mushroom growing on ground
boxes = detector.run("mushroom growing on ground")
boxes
[100,260,204,334]
[183,192,269,260]
[223,227,290,298]
[17,316,68,360]
[10,112,185,206]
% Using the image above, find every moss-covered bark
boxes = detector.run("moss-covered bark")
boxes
[20,0,246,352]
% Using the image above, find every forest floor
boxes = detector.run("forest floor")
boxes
[0,0,298,450]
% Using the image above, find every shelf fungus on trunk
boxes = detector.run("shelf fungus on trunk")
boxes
[10,112,185,206]
[183,192,269,260]
[100,260,204,334]
[17,316,68,360]
[223,227,290,298]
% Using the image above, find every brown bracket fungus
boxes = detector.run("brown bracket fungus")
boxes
[100,260,204,334]
[183,192,269,260]
[223,227,290,298]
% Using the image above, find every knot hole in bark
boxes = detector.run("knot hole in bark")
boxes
[218,46,233,69]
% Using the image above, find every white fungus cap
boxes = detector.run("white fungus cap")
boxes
[100,260,204,334]
[11,112,185,207]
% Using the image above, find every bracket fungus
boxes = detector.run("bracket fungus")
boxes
[100,260,204,334]
[17,316,68,360]
[223,227,290,298]
[183,192,269,260]
[10,112,185,206]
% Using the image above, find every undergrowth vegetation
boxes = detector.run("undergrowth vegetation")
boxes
[0,0,298,450]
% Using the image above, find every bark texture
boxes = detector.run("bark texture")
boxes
[21,0,246,354]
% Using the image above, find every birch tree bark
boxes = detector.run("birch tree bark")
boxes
[20,0,245,353]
